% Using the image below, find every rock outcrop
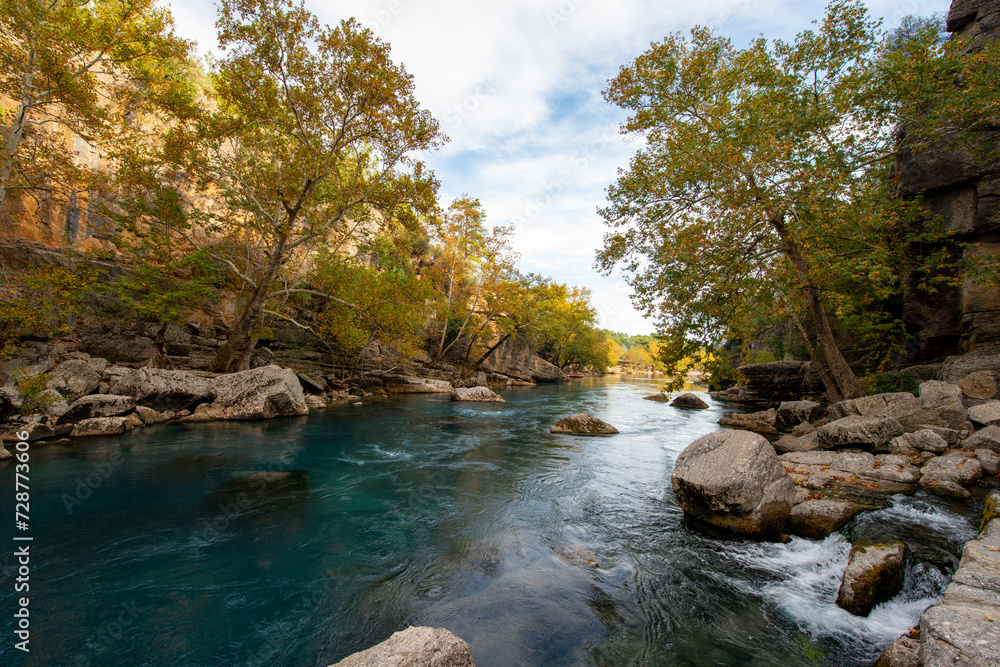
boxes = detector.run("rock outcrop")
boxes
[329,626,475,667]
[734,361,824,403]
[787,499,866,539]
[817,416,905,450]
[550,413,619,435]
[45,358,108,401]
[382,375,453,394]
[109,367,216,411]
[479,336,567,383]
[450,387,505,403]
[671,430,795,539]
[57,394,135,424]
[836,542,907,616]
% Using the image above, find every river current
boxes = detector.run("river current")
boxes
[0,378,979,666]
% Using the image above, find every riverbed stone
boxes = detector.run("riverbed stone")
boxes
[670,393,709,409]
[787,499,865,539]
[70,416,128,437]
[773,431,821,453]
[817,416,904,450]
[969,400,1000,427]
[109,367,216,411]
[975,449,1000,475]
[777,400,823,429]
[133,405,169,425]
[550,413,619,435]
[329,626,475,667]
[889,429,949,454]
[958,370,1000,401]
[961,425,1000,452]
[450,387,505,403]
[874,634,921,667]
[382,374,454,394]
[57,394,135,424]
[919,452,983,499]
[672,430,795,540]
[643,392,670,402]
[836,542,907,616]
[919,381,975,433]
[208,365,308,420]
[206,470,309,510]
[45,358,107,402]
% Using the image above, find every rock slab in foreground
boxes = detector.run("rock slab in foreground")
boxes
[670,393,709,409]
[208,365,308,420]
[671,430,795,540]
[836,542,907,616]
[329,626,475,667]
[450,387,505,403]
[550,413,619,435]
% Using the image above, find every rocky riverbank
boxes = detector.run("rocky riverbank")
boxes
[677,357,1000,664]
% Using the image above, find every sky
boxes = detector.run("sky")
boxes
[164,0,950,335]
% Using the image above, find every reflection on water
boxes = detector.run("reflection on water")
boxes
[0,377,977,666]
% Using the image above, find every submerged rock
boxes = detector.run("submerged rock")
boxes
[643,393,670,402]
[836,542,907,616]
[329,626,475,667]
[450,387,505,403]
[206,470,309,510]
[671,430,795,540]
[550,413,619,435]
[670,393,709,409]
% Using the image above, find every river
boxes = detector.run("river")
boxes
[0,377,978,666]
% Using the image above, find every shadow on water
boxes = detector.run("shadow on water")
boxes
[0,377,978,666]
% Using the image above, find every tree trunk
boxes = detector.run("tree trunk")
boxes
[473,328,518,369]
[772,216,865,399]
[787,308,842,404]
[211,238,285,373]
[0,70,34,204]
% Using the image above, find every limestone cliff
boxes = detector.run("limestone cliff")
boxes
[900,0,1000,360]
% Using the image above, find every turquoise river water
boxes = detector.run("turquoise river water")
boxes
[0,378,980,666]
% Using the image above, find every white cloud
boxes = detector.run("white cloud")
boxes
[163,0,952,336]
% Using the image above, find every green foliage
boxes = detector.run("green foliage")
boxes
[0,265,97,357]
[860,371,919,396]
[108,251,219,325]
[597,0,1000,393]
[11,370,58,416]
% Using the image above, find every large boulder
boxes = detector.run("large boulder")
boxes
[836,542,907,616]
[450,387,505,403]
[776,400,823,429]
[57,394,135,425]
[670,393,709,409]
[827,392,923,431]
[816,416,904,450]
[919,452,983,499]
[382,375,453,394]
[773,431,821,453]
[0,386,22,421]
[919,381,975,433]
[939,353,1000,383]
[958,370,1000,402]
[208,365,309,420]
[787,499,866,539]
[109,367,216,411]
[968,400,1000,426]
[889,429,949,455]
[45,358,108,402]
[329,626,475,667]
[671,430,796,540]
[961,425,1000,452]
[550,413,619,435]
[643,393,670,402]
[70,416,129,438]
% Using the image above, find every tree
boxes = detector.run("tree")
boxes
[145,0,442,372]
[0,0,192,205]
[597,0,999,401]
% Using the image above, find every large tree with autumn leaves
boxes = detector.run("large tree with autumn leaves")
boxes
[598,0,999,401]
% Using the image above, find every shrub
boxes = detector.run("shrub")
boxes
[860,371,919,396]
[12,370,59,415]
